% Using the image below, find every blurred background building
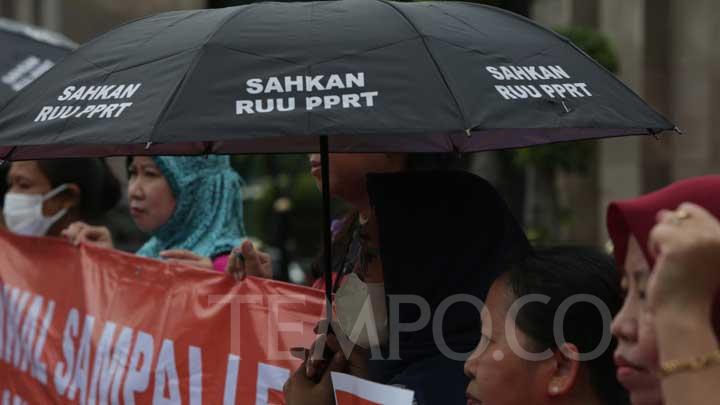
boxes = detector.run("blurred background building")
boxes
[1,0,718,279]
[531,0,720,244]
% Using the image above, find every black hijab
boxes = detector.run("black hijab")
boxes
[365,170,530,403]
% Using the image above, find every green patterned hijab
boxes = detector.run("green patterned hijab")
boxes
[135,155,246,259]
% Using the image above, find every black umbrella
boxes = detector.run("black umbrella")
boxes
[0,17,75,107]
[0,1,676,319]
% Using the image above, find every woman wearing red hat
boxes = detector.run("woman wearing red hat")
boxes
[607,176,720,405]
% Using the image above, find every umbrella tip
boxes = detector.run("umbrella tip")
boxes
[673,126,684,135]
[0,159,7,168]
[145,142,153,150]
[465,128,472,137]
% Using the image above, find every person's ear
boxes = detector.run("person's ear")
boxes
[546,343,581,397]
[61,184,81,210]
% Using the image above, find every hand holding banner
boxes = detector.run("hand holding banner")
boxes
[0,230,324,404]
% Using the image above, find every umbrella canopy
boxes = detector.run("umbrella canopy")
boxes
[0,0,674,160]
[0,17,76,108]
[0,1,676,326]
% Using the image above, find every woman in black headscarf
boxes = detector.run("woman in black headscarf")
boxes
[287,168,530,405]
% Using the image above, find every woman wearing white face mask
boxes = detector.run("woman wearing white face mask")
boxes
[2,159,121,238]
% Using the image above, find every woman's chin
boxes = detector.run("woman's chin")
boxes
[628,390,663,405]
[132,220,158,235]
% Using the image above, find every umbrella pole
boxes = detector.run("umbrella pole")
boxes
[320,136,333,325]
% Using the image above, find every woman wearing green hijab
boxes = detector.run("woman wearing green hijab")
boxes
[63,155,267,274]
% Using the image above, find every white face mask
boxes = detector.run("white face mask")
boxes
[335,273,389,349]
[3,184,70,236]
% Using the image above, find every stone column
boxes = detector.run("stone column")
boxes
[40,0,62,31]
[712,4,720,171]
[1,0,16,17]
[669,0,720,178]
[60,0,206,43]
[596,0,646,243]
[640,0,673,192]
[13,0,34,23]
[532,0,605,244]
[572,0,599,27]
[531,0,574,29]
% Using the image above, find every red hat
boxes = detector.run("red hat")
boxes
[607,175,720,336]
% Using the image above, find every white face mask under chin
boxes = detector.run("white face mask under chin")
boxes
[334,273,389,349]
[3,184,70,237]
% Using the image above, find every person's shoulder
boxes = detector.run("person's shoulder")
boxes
[386,355,468,405]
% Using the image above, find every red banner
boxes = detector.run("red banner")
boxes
[0,231,325,404]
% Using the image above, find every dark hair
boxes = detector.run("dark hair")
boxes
[0,164,7,205]
[36,158,122,221]
[504,246,628,405]
[311,153,469,281]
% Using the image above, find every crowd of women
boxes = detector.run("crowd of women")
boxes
[1,153,718,405]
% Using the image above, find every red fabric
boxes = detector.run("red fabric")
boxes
[0,230,325,404]
[311,272,341,291]
[606,175,720,336]
[335,391,382,405]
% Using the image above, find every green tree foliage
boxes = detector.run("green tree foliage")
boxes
[556,26,619,74]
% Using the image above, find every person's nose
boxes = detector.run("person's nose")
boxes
[464,346,482,379]
[611,301,637,342]
[128,177,144,200]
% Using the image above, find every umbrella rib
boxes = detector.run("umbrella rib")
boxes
[218,36,419,70]
[426,36,494,57]
[67,12,206,77]
[560,39,672,127]
[145,48,204,150]
[464,2,673,128]
[2,146,16,161]
[120,11,208,75]
[513,43,565,64]
[126,10,205,59]
[203,4,261,47]
[374,0,469,132]
[426,4,490,39]
[0,17,77,49]
[145,5,261,149]
[84,47,202,77]
[307,37,419,67]
[216,44,305,68]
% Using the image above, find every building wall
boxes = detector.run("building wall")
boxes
[596,0,646,243]
[0,0,205,42]
[60,0,205,43]
[669,0,720,179]
[533,0,720,245]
